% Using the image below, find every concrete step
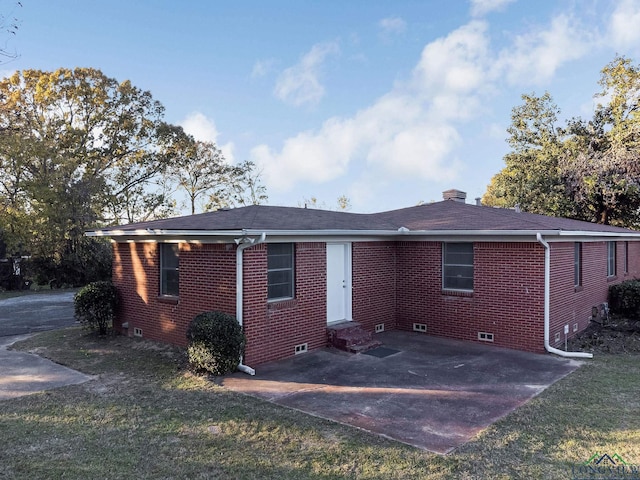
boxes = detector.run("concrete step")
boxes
[345,339,383,354]
[327,321,382,354]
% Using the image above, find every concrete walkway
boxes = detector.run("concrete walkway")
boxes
[220,331,582,453]
[0,335,93,401]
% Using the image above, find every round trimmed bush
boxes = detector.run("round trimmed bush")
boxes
[186,311,246,375]
[74,281,119,335]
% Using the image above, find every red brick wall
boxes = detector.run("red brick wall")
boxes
[242,242,327,366]
[112,242,237,347]
[549,241,640,348]
[395,241,546,352]
[112,238,640,366]
[352,242,397,331]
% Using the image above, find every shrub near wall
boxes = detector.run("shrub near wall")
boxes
[609,279,640,318]
[186,311,246,375]
[74,281,119,335]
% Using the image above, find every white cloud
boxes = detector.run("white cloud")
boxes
[379,16,407,36]
[251,5,626,208]
[253,21,490,192]
[496,14,591,86]
[608,0,640,49]
[180,112,235,164]
[469,0,515,17]
[412,20,491,118]
[251,59,276,78]
[274,41,340,107]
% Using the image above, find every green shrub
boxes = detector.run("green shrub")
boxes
[609,279,640,318]
[186,311,246,375]
[74,281,119,335]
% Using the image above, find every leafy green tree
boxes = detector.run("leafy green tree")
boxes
[165,134,269,213]
[207,160,269,210]
[483,92,571,215]
[560,57,640,226]
[166,136,230,214]
[0,68,178,284]
[484,56,640,227]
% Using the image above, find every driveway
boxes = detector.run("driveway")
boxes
[0,292,92,400]
[220,331,581,454]
[0,291,77,337]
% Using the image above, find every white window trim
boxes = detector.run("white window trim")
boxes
[574,242,582,287]
[442,242,474,292]
[267,243,295,302]
[160,243,179,297]
[607,241,617,277]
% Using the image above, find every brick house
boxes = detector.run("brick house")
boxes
[87,190,640,372]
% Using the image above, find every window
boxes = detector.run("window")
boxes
[267,243,294,300]
[574,242,582,287]
[160,243,179,296]
[625,241,629,274]
[607,241,617,277]
[443,243,474,291]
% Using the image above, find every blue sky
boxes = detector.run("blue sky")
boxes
[4,0,640,213]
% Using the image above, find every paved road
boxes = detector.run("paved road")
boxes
[0,291,92,400]
[0,292,77,337]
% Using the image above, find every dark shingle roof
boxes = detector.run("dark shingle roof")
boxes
[90,200,638,235]
[372,201,635,233]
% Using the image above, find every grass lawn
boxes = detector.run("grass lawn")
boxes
[2,328,639,479]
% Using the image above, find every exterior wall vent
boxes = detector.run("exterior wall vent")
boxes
[294,343,308,355]
[573,323,579,332]
[478,332,494,342]
[375,323,385,333]
[133,327,143,338]
[413,323,427,333]
[554,332,561,343]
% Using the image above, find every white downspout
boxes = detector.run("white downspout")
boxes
[536,233,593,359]
[235,232,267,375]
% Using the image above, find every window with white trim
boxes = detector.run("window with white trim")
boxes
[443,243,474,291]
[624,241,629,274]
[574,242,582,287]
[607,241,616,277]
[267,243,294,300]
[160,243,179,296]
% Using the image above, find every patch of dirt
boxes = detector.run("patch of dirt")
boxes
[568,316,640,354]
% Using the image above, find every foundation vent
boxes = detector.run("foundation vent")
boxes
[413,323,427,333]
[133,327,143,338]
[573,323,579,332]
[375,323,385,333]
[554,332,561,343]
[294,343,308,355]
[478,332,494,342]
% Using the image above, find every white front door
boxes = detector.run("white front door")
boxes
[326,243,351,324]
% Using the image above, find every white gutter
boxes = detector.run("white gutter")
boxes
[234,232,267,375]
[87,228,564,238]
[536,233,593,359]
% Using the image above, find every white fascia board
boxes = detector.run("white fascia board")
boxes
[86,229,247,237]
[200,229,562,243]
[86,227,640,242]
[554,230,640,239]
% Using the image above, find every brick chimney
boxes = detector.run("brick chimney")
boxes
[442,189,467,203]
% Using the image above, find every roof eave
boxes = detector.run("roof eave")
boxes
[85,228,640,241]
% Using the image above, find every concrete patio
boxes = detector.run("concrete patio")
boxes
[220,330,582,453]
